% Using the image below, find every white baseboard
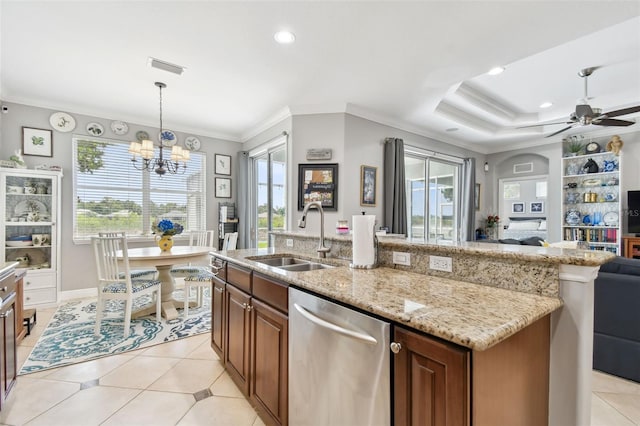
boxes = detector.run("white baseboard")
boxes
[60,288,97,302]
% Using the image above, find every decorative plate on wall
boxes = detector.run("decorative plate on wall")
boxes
[603,211,619,226]
[565,209,581,226]
[49,112,76,132]
[135,130,150,142]
[86,122,104,136]
[184,136,201,151]
[159,130,177,146]
[110,120,129,135]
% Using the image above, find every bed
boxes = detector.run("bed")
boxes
[501,217,547,241]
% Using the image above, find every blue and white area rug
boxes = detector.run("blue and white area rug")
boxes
[20,290,211,375]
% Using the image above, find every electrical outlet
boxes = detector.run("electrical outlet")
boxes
[286,239,294,247]
[429,255,452,272]
[392,251,411,266]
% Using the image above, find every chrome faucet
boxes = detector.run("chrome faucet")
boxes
[298,201,330,258]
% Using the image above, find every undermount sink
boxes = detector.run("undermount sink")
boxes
[278,262,334,272]
[250,255,335,272]
[253,257,311,267]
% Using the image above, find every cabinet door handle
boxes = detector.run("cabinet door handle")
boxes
[246,305,252,312]
[242,302,248,310]
[0,308,13,318]
[215,286,224,293]
[390,342,402,354]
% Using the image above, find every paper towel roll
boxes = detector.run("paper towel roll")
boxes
[352,214,376,267]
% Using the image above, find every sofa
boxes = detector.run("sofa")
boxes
[593,256,640,383]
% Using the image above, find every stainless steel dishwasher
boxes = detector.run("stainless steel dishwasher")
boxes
[289,287,390,426]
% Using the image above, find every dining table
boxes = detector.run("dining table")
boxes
[116,245,213,320]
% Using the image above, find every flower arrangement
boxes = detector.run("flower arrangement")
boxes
[152,219,184,236]
[486,214,500,227]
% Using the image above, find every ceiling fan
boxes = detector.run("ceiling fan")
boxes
[519,67,640,138]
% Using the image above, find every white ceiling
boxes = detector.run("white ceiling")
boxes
[2,1,639,153]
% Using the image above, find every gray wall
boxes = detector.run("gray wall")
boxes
[0,101,242,292]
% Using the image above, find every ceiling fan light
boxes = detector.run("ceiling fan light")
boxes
[487,66,505,76]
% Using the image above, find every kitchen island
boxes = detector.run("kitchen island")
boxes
[211,234,613,425]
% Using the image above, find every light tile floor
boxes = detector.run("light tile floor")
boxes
[2,306,639,425]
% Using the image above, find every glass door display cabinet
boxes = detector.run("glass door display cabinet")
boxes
[1,169,63,307]
[562,137,621,254]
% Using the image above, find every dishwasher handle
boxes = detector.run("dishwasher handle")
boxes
[293,303,378,345]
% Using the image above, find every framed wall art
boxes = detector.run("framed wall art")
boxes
[474,183,481,211]
[512,202,525,214]
[360,165,377,206]
[22,127,53,157]
[215,177,232,198]
[215,154,231,175]
[298,163,338,211]
[529,201,544,213]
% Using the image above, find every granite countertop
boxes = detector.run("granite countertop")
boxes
[273,231,615,267]
[213,248,563,351]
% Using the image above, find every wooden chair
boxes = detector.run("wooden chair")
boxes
[92,235,162,336]
[169,230,216,317]
[97,232,157,279]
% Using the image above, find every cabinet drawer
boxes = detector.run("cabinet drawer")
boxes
[253,272,288,314]
[23,273,56,290]
[227,263,251,294]
[24,287,57,306]
[0,276,16,300]
[211,257,227,281]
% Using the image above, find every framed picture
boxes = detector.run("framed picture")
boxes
[22,127,53,157]
[529,201,544,213]
[360,165,377,206]
[474,183,481,211]
[298,163,338,211]
[215,154,231,175]
[215,177,232,198]
[512,202,525,214]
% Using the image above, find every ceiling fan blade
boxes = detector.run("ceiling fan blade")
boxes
[603,105,640,118]
[575,104,593,118]
[545,125,574,138]
[593,118,635,127]
[516,121,572,129]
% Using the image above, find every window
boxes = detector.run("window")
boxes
[405,148,461,243]
[72,136,206,242]
[249,137,287,248]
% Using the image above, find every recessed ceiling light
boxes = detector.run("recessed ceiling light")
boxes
[539,102,553,109]
[487,66,505,76]
[445,127,459,132]
[274,31,296,44]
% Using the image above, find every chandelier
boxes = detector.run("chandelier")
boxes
[128,82,190,175]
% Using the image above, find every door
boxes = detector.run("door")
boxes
[251,144,287,248]
[405,155,461,243]
[393,326,469,426]
[250,298,288,426]
[225,284,251,395]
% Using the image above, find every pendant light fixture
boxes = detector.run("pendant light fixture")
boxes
[129,82,189,175]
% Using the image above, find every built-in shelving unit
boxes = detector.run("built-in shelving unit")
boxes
[562,142,621,254]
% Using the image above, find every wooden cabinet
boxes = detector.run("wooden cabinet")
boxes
[623,236,640,258]
[250,296,288,426]
[225,283,251,395]
[394,316,550,426]
[210,275,226,359]
[14,274,26,343]
[212,258,288,426]
[393,326,469,426]
[0,269,17,411]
